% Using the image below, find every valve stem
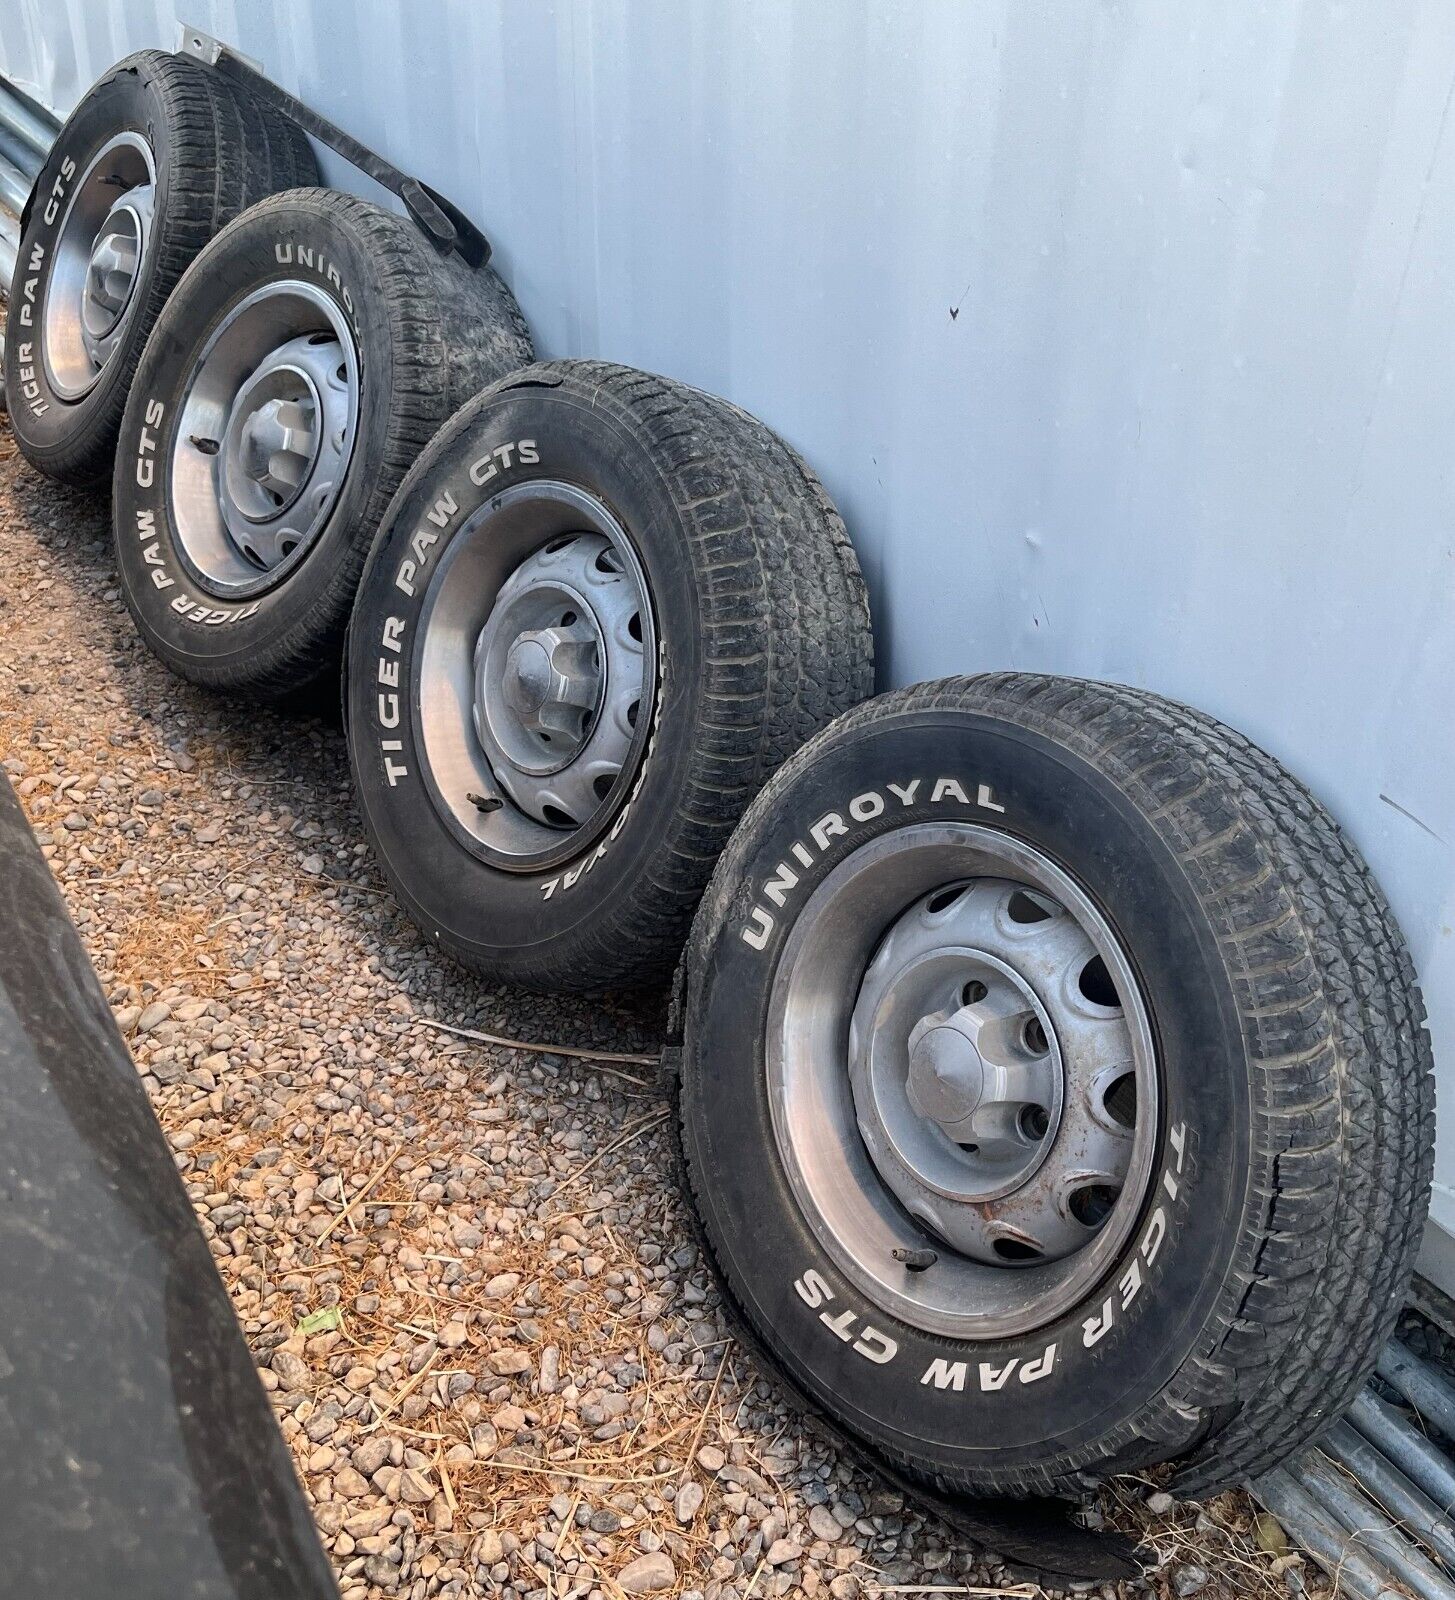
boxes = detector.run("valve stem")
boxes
[893,1247,939,1272]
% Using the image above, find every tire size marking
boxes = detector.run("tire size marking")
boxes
[740,778,1007,950]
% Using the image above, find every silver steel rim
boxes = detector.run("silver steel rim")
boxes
[767,823,1159,1340]
[43,133,156,400]
[414,481,656,869]
[169,282,359,598]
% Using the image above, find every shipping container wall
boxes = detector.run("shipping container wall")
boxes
[4,0,1453,1244]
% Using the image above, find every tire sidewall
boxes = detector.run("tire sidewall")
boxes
[682,706,1250,1477]
[113,201,391,673]
[5,65,173,454]
[347,383,704,968]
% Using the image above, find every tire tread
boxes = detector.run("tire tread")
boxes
[8,49,320,485]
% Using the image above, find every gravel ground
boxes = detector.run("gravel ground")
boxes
[0,422,1288,1600]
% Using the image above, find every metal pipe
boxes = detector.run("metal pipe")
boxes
[1381,1342,1455,1444]
[1349,1387,1455,1513]
[0,82,56,162]
[0,226,17,300]
[1291,1452,1455,1600]
[0,118,42,185]
[1323,1419,1455,1571]
[1254,1467,1409,1600]
[0,152,29,217]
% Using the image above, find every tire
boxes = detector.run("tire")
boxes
[4,49,317,487]
[346,359,874,992]
[112,189,534,699]
[674,673,1434,1498]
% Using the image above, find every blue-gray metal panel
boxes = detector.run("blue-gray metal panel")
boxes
[3,1,1453,1243]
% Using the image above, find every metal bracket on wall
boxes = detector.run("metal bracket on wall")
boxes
[178,23,492,269]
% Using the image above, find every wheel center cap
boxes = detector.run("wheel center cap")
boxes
[906,1013,987,1124]
[220,362,324,529]
[83,216,141,338]
[504,636,556,718]
[475,614,605,781]
[240,396,317,493]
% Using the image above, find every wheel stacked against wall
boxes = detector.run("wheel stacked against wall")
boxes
[4,50,317,485]
[346,360,875,990]
[111,190,534,698]
[673,673,1434,1494]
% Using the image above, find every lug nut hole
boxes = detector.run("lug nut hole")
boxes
[1103,1071,1137,1128]
[1078,954,1120,1008]
[1006,888,1055,924]
[1018,1104,1051,1141]
[1069,1183,1120,1228]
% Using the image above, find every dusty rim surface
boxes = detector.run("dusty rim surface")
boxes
[0,419,1294,1600]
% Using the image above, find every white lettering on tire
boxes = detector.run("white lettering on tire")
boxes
[1081,1122,1188,1348]
[273,240,356,315]
[372,450,663,895]
[793,1269,900,1366]
[784,1121,1191,1393]
[740,780,1009,949]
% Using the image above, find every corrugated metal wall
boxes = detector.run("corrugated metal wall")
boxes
[5,0,1454,1239]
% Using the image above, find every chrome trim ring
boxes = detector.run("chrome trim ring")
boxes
[413,480,657,871]
[168,282,359,598]
[767,823,1159,1340]
[43,133,156,401]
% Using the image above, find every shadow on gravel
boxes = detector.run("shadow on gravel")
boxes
[0,447,668,1057]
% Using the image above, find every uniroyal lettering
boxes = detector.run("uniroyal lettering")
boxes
[740,779,1007,949]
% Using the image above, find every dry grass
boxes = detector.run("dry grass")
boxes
[1101,1481,1322,1600]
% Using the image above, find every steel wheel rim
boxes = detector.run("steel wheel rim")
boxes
[766,823,1159,1340]
[43,133,156,400]
[168,282,360,599]
[413,480,657,872]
